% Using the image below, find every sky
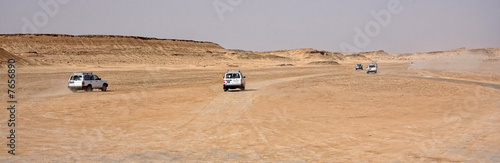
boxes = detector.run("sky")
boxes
[0,0,499,53]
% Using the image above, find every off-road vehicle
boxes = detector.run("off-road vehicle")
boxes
[366,64,377,74]
[223,70,246,92]
[68,72,108,92]
[355,63,363,70]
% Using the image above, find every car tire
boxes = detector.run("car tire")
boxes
[85,85,92,92]
[101,84,108,91]
[224,88,228,92]
[71,89,77,93]
[241,86,245,91]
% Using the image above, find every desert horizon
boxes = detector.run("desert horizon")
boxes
[1,33,499,162]
[2,0,500,161]
[1,34,499,67]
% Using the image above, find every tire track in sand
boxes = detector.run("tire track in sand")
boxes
[170,73,333,148]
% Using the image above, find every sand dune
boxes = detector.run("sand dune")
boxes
[0,48,31,66]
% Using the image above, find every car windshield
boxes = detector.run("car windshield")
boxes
[368,65,375,68]
[225,73,240,79]
[70,75,82,81]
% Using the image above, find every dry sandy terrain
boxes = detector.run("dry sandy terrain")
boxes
[1,34,500,162]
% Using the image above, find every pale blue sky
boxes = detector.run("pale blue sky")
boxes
[1,0,499,53]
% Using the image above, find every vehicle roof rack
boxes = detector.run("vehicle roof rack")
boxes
[73,72,93,75]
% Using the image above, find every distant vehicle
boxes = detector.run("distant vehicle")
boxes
[223,70,246,92]
[367,64,377,74]
[355,63,363,70]
[371,61,378,67]
[68,72,108,92]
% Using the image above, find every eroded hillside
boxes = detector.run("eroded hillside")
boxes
[0,34,499,67]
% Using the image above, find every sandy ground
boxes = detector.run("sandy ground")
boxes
[0,62,499,162]
[0,34,499,162]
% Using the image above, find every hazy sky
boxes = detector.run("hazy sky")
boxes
[1,0,499,53]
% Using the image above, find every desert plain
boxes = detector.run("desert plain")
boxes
[0,34,500,162]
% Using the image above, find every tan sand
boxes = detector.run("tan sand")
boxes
[0,34,499,162]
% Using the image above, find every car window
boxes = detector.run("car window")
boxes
[225,73,240,78]
[70,75,82,81]
[84,75,91,80]
[93,75,99,80]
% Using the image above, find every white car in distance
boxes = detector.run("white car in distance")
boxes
[68,72,108,92]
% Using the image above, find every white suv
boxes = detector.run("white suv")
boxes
[223,70,246,92]
[68,72,108,92]
[366,64,377,74]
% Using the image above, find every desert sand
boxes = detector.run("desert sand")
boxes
[0,34,499,162]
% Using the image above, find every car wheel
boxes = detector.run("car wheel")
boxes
[101,84,108,91]
[85,85,92,92]
[224,88,228,92]
[71,89,77,93]
[241,86,245,91]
